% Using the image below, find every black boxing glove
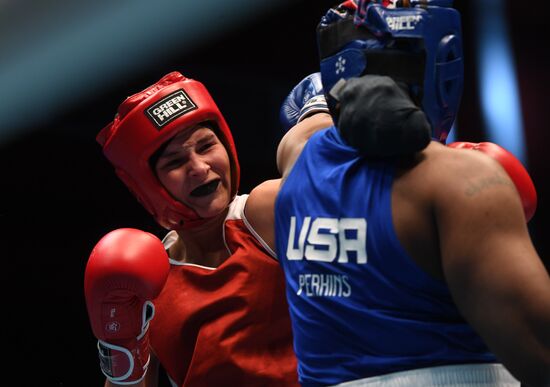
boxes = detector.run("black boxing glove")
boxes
[335,75,431,158]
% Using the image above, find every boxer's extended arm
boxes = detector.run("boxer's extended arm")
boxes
[248,113,332,254]
[433,147,550,386]
[276,72,333,179]
[277,113,333,180]
[246,73,332,252]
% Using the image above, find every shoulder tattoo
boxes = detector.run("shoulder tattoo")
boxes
[465,172,514,197]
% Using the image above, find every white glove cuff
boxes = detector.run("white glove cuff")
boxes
[297,95,329,123]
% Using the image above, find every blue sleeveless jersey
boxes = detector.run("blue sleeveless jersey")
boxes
[275,126,496,386]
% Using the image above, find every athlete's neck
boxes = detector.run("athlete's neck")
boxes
[172,209,229,267]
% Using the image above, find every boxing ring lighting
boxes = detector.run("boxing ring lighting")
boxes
[0,0,291,145]
[474,0,526,164]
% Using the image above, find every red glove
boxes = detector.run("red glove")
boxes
[84,228,170,384]
[447,141,537,222]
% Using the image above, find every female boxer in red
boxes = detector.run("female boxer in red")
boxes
[85,71,332,387]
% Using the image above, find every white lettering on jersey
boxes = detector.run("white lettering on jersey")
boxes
[305,218,339,262]
[297,273,352,297]
[286,216,367,263]
[338,218,367,264]
[287,216,311,260]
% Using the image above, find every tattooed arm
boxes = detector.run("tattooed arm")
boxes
[428,142,550,386]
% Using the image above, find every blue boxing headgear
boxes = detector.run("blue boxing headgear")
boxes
[317,0,463,142]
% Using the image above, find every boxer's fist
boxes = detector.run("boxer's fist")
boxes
[448,141,537,222]
[279,72,329,132]
[84,228,170,384]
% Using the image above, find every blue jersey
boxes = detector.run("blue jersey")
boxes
[275,126,496,386]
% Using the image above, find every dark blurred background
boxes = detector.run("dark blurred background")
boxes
[1,1,548,385]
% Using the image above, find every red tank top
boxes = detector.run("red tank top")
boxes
[150,196,298,386]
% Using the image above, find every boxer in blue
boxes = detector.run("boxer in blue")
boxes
[274,1,550,386]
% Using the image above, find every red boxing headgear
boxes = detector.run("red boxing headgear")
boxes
[97,71,240,230]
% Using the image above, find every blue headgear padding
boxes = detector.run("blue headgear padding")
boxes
[317,0,463,142]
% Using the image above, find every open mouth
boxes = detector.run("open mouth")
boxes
[190,179,220,197]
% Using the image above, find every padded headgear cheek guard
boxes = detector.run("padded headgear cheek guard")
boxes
[317,0,463,142]
[97,71,240,230]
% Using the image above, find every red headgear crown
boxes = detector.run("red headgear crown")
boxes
[97,71,240,230]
